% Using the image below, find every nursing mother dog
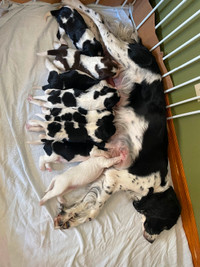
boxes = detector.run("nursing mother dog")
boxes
[51,0,181,243]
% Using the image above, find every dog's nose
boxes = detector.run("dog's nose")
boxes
[54,216,63,229]
[61,221,70,229]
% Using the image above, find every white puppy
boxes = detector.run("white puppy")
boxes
[40,153,121,205]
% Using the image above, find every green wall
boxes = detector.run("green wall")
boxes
[150,0,200,237]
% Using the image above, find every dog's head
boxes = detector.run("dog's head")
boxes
[95,58,119,80]
[51,7,72,23]
[133,186,181,243]
[82,39,104,57]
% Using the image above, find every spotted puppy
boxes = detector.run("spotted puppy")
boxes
[50,6,103,56]
[29,81,119,111]
[38,44,118,79]
[40,148,121,205]
[33,108,114,171]
[54,0,181,243]
[38,139,95,171]
[26,108,116,145]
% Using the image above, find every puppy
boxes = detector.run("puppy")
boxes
[36,106,113,124]
[35,59,100,91]
[26,109,116,145]
[39,140,95,171]
[38,44,118,79]
[50,7,104,56]
[40,149,121,205]
[28,82,120,111]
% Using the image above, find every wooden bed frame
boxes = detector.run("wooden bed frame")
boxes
[6,0,200,265]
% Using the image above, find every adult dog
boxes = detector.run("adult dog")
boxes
[53,0,181,243]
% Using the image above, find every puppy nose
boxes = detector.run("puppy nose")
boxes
[54,216,63,229]
[143,231,155,243]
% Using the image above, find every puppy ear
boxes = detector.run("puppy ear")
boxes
[50,10,60,17]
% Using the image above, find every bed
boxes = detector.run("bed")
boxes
[0,0,196,266]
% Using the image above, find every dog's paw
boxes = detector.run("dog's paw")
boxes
[54,202,98,229]
[27,95,33,102]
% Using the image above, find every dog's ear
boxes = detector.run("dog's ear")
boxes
[82,40,103,57]
[128,43,160,74]
[133,186,181,220]
[134,187,181,239]
[50,10,60,18]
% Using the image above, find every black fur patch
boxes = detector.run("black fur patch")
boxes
[62,92,77,107]
[95,114,116,142]
[73,112,87,124]
[128,43,160,74]
[93,91,100,99]
[78,107,88,115]
[81,39,103,57]
[43,70,99,91]
[45,115,51,121]
[50,108,62,117]
[43,140,53,156]
[47,122,62,138]
[133,186,181,235]
[61,113,73,121]
[64,121,89,143]
[48,90,61,104]
[128,80,168,185]
[52,139,94,161]
[104,94,120,110]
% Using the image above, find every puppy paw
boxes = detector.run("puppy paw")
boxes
[27,95,33,102]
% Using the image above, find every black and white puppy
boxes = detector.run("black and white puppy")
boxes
[50,7,103,56]
[29,81,120,111]
[36,59,100,91]
[30,107,112,171]
[38,44,118,79]
[54,0,181,243]
[38,139,95,171]
[26,109,116,145]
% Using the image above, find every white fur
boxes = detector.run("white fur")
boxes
[54,167,171,228]
[40,154,121,205]
[38,46,117,79]
[76,28,95,49]
[28,79,118,111]
[27,107,113,143]
[51,1,169,234]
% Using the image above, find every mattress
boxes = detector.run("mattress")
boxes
[0,2,193,266]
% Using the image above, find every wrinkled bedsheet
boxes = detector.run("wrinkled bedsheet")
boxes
[0,2,193,266]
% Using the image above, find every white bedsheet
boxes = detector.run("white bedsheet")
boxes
[0,2,193,266]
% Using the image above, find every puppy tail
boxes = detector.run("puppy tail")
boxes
[26,140,43,145]
[45,58,59,73]
[32,85,42,90]
[44,11,51,21]
[35,113,45,120]
[37,51,47,57]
